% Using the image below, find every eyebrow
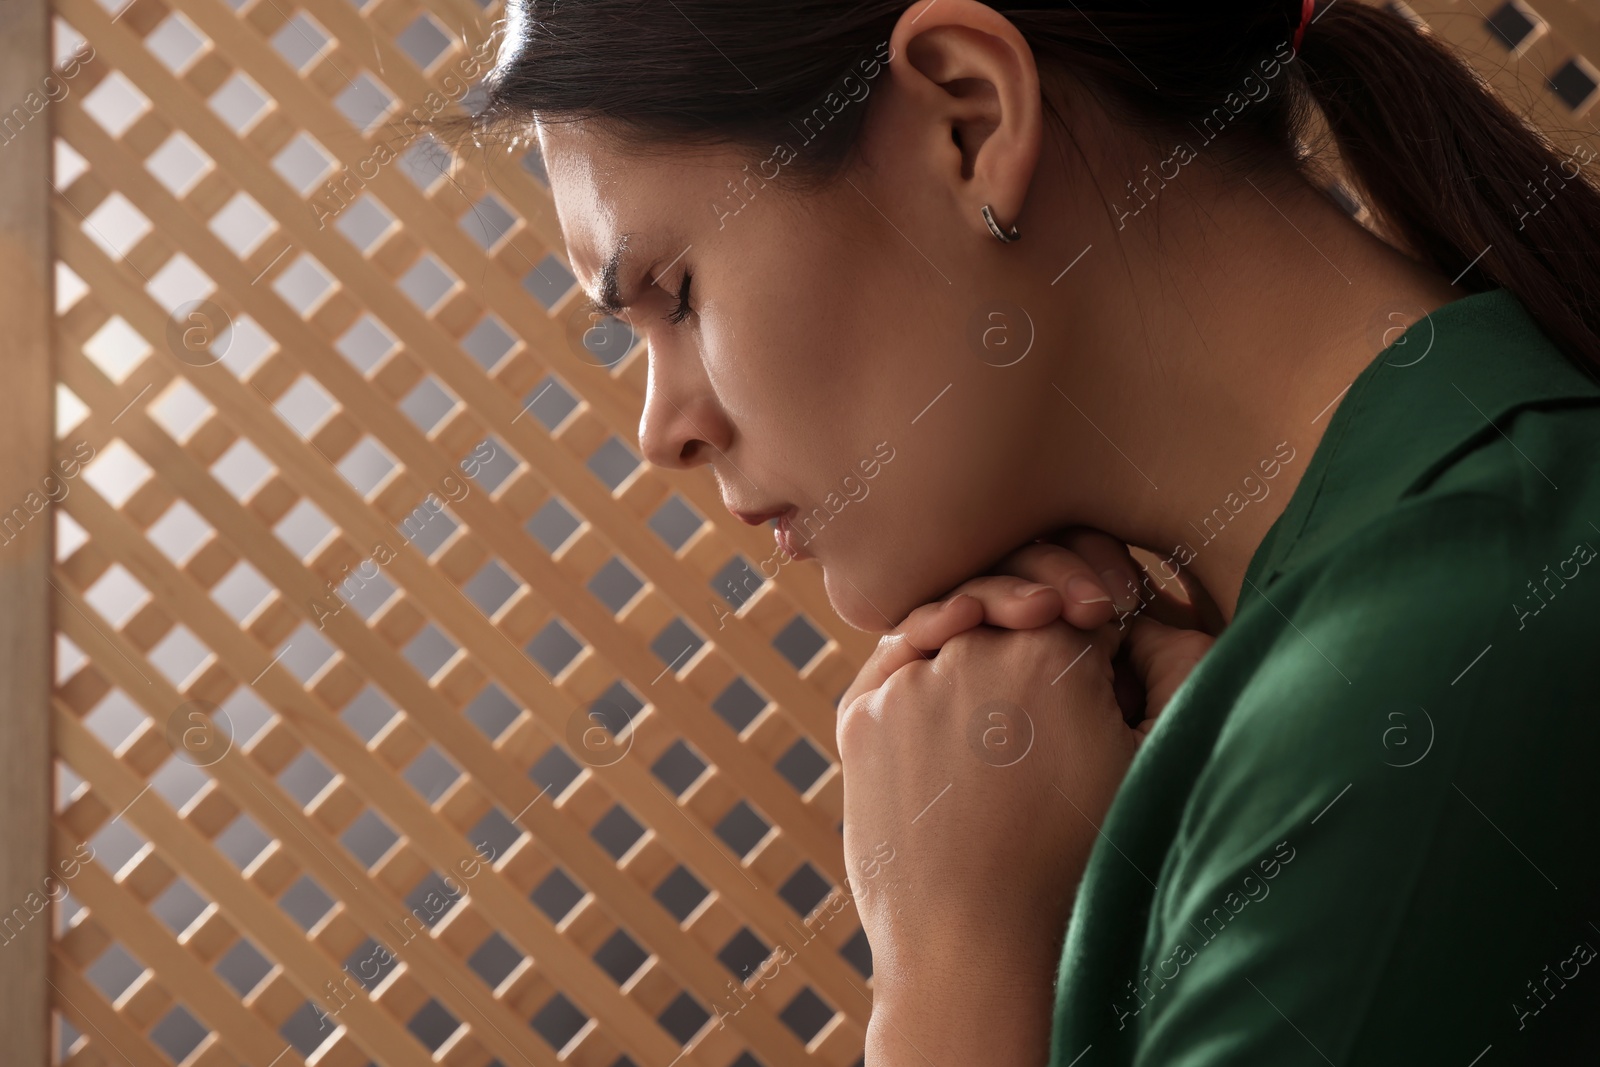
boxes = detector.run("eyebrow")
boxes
[585,233,633,317]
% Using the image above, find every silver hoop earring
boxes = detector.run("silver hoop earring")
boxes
[982,204,1021,243]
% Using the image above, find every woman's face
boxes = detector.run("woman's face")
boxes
[536,109,1108,633]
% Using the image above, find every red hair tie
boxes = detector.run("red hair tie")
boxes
[1292,0,1315,54]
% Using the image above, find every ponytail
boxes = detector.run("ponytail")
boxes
[1296,2,1600,377]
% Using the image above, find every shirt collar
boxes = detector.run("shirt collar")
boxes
[1244,287,1600,599]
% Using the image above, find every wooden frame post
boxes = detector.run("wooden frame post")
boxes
[0,0,55,1059]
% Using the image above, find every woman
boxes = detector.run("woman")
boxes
[477,0,1600,1062]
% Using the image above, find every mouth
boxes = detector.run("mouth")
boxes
[727,503,813,562]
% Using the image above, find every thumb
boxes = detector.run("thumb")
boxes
[1122,615,1215,722]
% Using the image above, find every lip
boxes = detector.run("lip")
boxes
[729,504,792,526]
[775,510,814,561]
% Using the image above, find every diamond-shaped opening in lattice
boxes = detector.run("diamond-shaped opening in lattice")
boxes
[659,991,711,1046]
[342,936,398,992]
[149,377,213,443]
[468,931,525,991]
[461,81,488,114]
[279,873,336,931]
[89,817,148,879]
[460,192,517,250]
[336,72,396,134]
[529,743,582,801]
[270,11,330,71]
[519,374,579,432]
[531,992,590,1053]
[527,495,582,554]
[56,510,89,564]
[337,435,397,497]
[464,558,519,617]
[219,313,276,378]
[82,70,150,138]
[341,809,400,869]
[1550,57,1600,111]
[405,869,465,928]
[145,130,212,198]
[210,436,274,501]
[397,493,458,557]
[651,739,708,798]
[224,686,276,748]
[84,562,151,628]
[79,437,155,508]
[711,554,765,612]
[1486,2,1542,52]
[776,737,831,795]
[215,936,275,996]
[470,806,522,863]
[144,11,207,73]
[466,435,518,492]
[522,144,548,183]
[279,1000,337,1056]
[215,810,273,870]
[56,633,88,688]
[400,375,458,434]
[333,194,395,254]
[82,191,152,262]
[209,191,275,258]
[521,252,575,309]
[576,312,636,368]
[653,863,709,924]
[341,685,397,742]
[56,260,89,315]
[526,617,585,679]
[404,744,462,805]
[151,876,210,937]
[779,862,833,918]
[397,12,451,69]
[275,497,336,559]
[715,800,772,860]
[651,617,704,677]
[340,563,397,622]
[336,313,399,374]
[649,494,703,553]
[150,1004,209,1064]
[840,925,873,978]
[209,70,272,133]
[273,253,337,316]
[275,621,337,683]
[146,252,216,315]
[774,614,828,671]
[55,17,88,63]
[587,556,643,615]
[273,131,337,196]
[85,942,146,1003]
[461,313,516,371]
[278,747,336,807]
[714,676,769,735]
[591,804,646,862]
[83,688,144,753]
[57,139,90,195]
[594,927,650,987]
[405,622,460,681]
[718,927,773,982]
[82,314,151,383]
[148,623,213,687]
[209,559,273,624]
[781,987,836,1045]
[148,753,210,813]
[465,682,520,741]
[532,865,587,925]
[400,135,452,189]
[271,375,337,439]
[399,253,459,313]
[408,999,462,1052]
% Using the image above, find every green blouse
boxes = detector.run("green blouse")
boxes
[1051,288,1600,1065]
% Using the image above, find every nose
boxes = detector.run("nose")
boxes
[636,336,732,471]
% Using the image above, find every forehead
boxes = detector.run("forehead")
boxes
[536,121,631,293]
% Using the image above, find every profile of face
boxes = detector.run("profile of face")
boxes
[533,0,1441,632]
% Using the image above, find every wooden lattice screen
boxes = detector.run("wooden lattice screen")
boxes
[9,0,1600,1064]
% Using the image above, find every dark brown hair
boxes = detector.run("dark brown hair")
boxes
[474,0,1600,376]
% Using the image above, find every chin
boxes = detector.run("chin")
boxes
[821,563,909,634]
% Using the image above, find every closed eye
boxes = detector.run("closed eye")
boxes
[666,270,694,325]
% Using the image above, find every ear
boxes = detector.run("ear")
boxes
[885,0,1043,240]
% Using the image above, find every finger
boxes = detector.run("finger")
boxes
[1122,615,1215,720]
[1049,528,1211,633]
[986,540,1119,630]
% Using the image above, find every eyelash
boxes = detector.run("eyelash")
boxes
[666,270,694,325]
